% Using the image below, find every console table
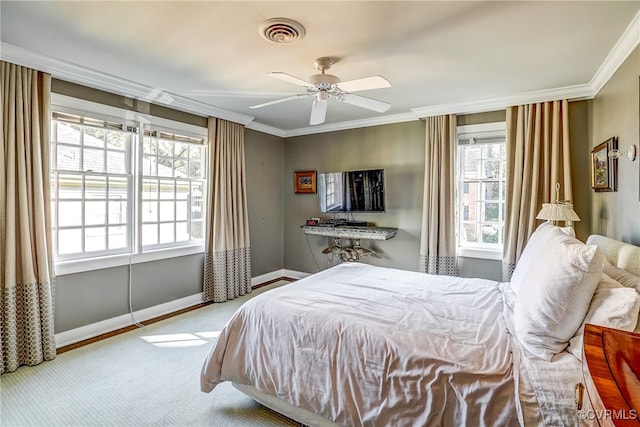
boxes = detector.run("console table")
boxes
[301,225,398,262]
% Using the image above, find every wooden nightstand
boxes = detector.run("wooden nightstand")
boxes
[576,324,640,426]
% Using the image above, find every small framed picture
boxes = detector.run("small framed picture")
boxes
[590,137,618,192]
[294,170,316,194]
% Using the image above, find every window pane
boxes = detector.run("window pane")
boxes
[482,225,500,244]
[159,201,175,221]
[85,176,106,199]
[463,182,479,202]
[482,160,499,179]
[463,201,479,222]
[190,160,202,179]
[142,201,158,222]
[58,174,83,199]
[142,179,158,200]
[176,201,188,221]
[176,222,189,242]
[108,176,128,200]
[106,150,126,174]
[108,201,127,224]
[107,130,126,149]
[484,182,500,200]
[58,201,82,226]
[56,122,81,145]
[175,143,189,158]
[159,223,174,244]
[57,145,81,171]
[157,158,173,177]
[190,145,203,160]
[463,146,481,179]
[176,181,190,200]
[159,180,175,199]
[142,224,158,246]
[85,201,106,225]
[484,202,499,221]
[143,154,158,176]
[58,228,82,254]
[83,148,105,173]
[158,140,173,156]
[108,226,127,249]
[190,220,204,239]
[175,158,188,178]
[85,227,106,252]
[143,137,156,154]
[191,182,204,201]
[462,223,478,243]
[84,127,105,147]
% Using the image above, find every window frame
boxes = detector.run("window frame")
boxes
[51,94,207,275]
[456,121,506,261]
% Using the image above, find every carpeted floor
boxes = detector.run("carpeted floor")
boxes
[0,281,304,427]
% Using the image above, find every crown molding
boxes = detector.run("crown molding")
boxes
[589,9,640,94]
[411,84,595,118]
[245,121,287,138]
[0,42,255,126]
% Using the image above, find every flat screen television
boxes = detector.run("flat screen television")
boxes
[318,169,385,213]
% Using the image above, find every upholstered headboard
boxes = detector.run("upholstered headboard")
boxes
[586,235,640,277]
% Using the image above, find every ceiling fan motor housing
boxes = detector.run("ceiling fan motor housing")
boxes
[308,73,341,91]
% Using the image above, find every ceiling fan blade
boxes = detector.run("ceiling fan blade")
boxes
[249,94,308,109]
[310,99,328,125]
[268,72,314,88]
[336,76,391,92]
[338,93,391,113]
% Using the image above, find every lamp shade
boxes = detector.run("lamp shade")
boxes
[536,202,581,222]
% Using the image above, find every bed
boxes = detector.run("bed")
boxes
[200,223,640,426]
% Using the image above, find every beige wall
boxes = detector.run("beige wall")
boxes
[590,46,640,244]
[283,121,426,273]
[245,129,285,276]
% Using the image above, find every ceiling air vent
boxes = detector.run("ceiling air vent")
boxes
[259,18,306,44]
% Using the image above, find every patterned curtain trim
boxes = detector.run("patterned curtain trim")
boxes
[502,262,516,283]
[203,248,252,303]
[418,254,459,276]
[1,280,56,374]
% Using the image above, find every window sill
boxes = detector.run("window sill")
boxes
[55,244,205,276]
[457,247,502,261]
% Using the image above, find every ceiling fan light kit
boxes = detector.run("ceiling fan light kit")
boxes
[250,56,392,125]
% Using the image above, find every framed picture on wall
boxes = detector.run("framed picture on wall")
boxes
[590,137,618,192]
[294,170,317,194]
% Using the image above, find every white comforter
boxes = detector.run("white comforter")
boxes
[201,263,519,426]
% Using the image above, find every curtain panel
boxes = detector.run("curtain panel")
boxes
[1,61,56,374]
[502,100,572,281]
[203,118,251,303]
[419,114,458,276]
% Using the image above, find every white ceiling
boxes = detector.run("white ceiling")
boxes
[1,1,639,137]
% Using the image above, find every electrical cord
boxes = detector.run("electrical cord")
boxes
[128,253,144,329]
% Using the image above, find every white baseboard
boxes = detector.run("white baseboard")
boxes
[252,268,310,284]
[55,269,311,349]
[54,292,204,349]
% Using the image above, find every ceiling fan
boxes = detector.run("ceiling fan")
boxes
[250,57,391,125]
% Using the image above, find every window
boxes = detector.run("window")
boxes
[456,122,506,259]
[50,96,207,273]
[51,113,134,258]
[141,131,205,249]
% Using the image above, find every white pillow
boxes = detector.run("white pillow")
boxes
[567,276,640,360]
[603,261,640,293]
[513,222,603,360]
